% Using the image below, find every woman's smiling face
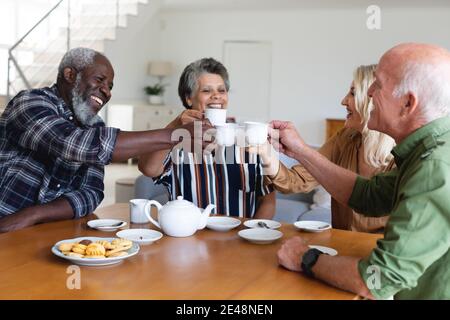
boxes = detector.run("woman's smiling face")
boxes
[187,73,229,111]
[341,81,363,132]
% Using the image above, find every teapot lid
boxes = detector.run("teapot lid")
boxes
[166,196,196,209]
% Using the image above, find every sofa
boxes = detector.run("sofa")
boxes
[271,154,331,224]
[132,154,331,224]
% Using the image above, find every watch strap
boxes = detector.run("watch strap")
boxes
[301,248,323,278]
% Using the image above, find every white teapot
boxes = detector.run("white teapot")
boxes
[144,196,215,237]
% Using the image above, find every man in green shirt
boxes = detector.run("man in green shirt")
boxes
[272,43,450,299]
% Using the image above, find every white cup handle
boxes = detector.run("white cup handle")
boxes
[144,200,162,229]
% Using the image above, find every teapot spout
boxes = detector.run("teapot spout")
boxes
[198,204,215,229]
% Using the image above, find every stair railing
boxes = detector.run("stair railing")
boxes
[6,0,128,101]
[7,0,66,100]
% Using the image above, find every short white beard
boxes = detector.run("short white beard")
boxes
[71,74,102,126]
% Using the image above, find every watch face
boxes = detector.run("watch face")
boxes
[302,249,322,266]
[301,249,323,277]
[303,250,317,265]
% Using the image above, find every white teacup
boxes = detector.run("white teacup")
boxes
[205,108,227,126]
[235,124,247,147]
[215,123,236,146]
[245,122,268,146]
[129,199,151,224]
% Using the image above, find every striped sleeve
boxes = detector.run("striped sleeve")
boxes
[9,92,119,165]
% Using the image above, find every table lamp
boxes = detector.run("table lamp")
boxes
[147,61,173,85]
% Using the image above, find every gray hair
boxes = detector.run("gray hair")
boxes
[178,57,230,109]
[57,47,98,80]
[393,60,450,121]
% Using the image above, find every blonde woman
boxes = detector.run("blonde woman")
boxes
[261,65,395,233]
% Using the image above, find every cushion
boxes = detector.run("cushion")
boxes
[297,207,332,224]
[310,186,331,210]
[273,198,311,223]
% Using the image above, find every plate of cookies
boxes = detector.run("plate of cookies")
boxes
[52,237,139,266]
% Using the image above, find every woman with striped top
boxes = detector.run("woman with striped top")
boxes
[138,58,275,218]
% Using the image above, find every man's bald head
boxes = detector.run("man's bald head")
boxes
[381,43,450,121]
[385,43,450,62]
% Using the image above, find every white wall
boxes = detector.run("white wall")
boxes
[108,3,450,145]
[104,0,164,104]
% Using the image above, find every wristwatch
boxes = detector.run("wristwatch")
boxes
[301,248,324,278]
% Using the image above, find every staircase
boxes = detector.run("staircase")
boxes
[7,0,149,100]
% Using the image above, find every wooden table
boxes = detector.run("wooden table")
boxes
[0,203,381,300]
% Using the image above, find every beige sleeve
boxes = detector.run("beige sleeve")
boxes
[266,162,319,193]
[265,131,342,194]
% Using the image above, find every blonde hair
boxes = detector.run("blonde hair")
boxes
[353,64,396,168]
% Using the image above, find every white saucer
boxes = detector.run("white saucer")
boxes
[116,229,163,245]
[238,228,283,244]
[87,219,127,232]
[206,216,241,232]
[243,219,281,229]
[309,245,338,256]
[294,221,331,232]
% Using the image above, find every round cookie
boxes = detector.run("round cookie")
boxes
[105,245,131,257]
[58,242,75,252]
[64,252,84,258]
[72,244,87,255]
[85,243,106,256]
[111,238,133,247]
[95,240,115,250]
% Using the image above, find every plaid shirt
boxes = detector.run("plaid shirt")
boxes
[0,85,119,219]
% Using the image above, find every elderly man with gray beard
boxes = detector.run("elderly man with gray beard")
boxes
[0,47,208,233]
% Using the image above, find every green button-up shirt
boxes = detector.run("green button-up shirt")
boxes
[349,116,450,299]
